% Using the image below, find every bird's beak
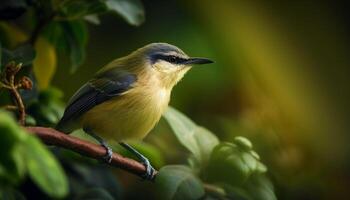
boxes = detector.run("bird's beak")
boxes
[182,57,214,65]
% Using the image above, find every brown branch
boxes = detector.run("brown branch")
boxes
[10,88,26,125]
[25,126,157,181]
[0,62,30,125]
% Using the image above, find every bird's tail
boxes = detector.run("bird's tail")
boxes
[55,119,66,132]
[55,118,74,134]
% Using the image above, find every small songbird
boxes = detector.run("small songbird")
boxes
[56,43,213,179]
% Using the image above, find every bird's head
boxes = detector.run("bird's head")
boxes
[134,43,213,88]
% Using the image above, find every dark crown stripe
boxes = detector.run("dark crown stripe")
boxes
[150,54,187,64]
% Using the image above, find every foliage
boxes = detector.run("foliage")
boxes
[0,111,68,198]
[0,0,276,200]
[26,87,65,127]
[156,107,276,200]
[156,165,205,200]
[163,107,219,165]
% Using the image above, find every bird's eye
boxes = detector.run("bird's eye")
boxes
[168,56,177,63]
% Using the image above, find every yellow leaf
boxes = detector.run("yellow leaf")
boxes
[33,37,57,90]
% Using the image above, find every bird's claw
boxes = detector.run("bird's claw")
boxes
[118,142,155,180]
[101,144,113,163]
[140,158,155,180]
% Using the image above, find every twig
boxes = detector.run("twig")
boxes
[25,126,157,181]
[0,62,31,125]
[10,88,26,125]
[1,105,18,110]
[0,81,11,89]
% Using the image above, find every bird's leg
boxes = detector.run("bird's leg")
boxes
[83,127,113,163]
[119,142,155,180]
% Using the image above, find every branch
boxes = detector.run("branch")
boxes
[25,126,157,181]
[10,86,26,125]
[0,62,32,125]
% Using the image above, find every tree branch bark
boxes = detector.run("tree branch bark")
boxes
[25,126,157,181]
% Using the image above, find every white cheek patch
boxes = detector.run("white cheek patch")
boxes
[154,60,179,73]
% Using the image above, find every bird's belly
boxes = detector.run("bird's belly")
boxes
[81,87,170,141]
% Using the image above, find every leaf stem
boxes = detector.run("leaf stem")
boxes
[9,86,26,125]
[0,62,30,125]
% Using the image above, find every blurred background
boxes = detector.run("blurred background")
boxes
[52,0,350,199]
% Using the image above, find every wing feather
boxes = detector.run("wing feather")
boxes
[56,71,136,133]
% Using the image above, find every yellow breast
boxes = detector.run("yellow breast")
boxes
[81,83,171,142]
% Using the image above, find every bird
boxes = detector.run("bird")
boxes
[56,43,213,180]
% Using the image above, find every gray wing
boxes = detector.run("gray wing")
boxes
[56,71,137,133]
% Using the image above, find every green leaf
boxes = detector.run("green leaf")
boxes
[234,136,253,151]
[59,0,107,20]
[60,20,88,72]
[206,143,249,185]
[163,107,219,164]
[43,20,89,72]
[67,163,122,199]
[220,185,253,200]
[243,175,276,200]
[75,188,114,200]
[223,175,277,200]
[25,114,36,126]
[106,0,145,26]
[39,86,64,103]
[21,136,68,198]
[27,103,59,126]
[195,127,220,163]
[0,111,68,198]
[156,165,205,200]
[0,111,27,184]
[0,111,25,146]
[206,140,267,186]
[27,87,65,127]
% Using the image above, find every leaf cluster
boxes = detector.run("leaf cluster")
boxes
[156,107,276,200]
[0,0,145,83]
[0,111,68,199]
